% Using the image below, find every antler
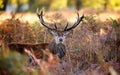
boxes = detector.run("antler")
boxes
[36,9,56,30]
[37,9,84,31]
[64,12,84,31]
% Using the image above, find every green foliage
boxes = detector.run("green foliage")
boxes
[6,0,120,12]
[108,0,120,10]
[29,0,68,11]
[67,0,76,7]
[30,0,120,10]
[33,0,120,11]
[8,0,17,6]
[0,46,29,75]
[111,18,120,43]
[111,19,119,29]
[8,0,28,6]
[0,0,4,9]
[50,0,68,10]
[82,0,105,9]
[29,0,52,11]
[81,0,120,10]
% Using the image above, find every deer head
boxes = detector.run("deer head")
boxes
[36,10,84,44]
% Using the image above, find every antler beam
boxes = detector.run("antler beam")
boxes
[36,9,54,30]
[64,12,84,31]
[37,9,84,32]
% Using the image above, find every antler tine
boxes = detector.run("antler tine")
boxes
[64,12,84,31]
[54,22,57,29]
[36,9,53,30]
[64,22,69,31]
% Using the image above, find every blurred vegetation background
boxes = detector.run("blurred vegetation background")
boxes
[0,0,120,12]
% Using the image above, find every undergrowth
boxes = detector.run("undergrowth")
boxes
[0,12,120,75]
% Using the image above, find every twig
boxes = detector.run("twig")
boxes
[24,48,45,71]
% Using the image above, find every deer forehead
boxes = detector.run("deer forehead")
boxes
[56,31,65,36]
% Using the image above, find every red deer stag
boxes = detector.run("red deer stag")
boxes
[36,10,84,58]
[8,10,84,59]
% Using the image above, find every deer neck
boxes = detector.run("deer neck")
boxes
[48,40,66,58]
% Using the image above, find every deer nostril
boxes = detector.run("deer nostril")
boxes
[59,38,63,42]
